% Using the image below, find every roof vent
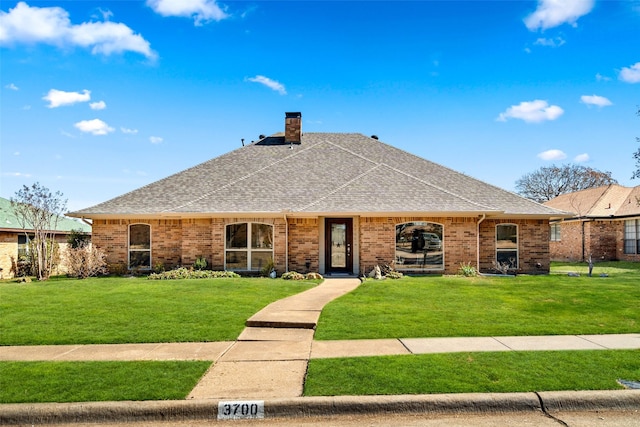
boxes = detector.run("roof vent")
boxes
[371,135,378,140]
[259,134,266,139]
[285,112,302,144]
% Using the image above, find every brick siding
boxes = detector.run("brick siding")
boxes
[550,219,640,262]
[91,215,551,275]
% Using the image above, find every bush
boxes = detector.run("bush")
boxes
[65,243,108,279]
[148,267,240,280]
[107,263,127,276]
[281,271,305,280]
[193,256,208,270]
[458,262,477,277]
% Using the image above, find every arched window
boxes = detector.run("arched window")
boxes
[225,223,273,271]
[395,222,443,270]
[129,224,151,270]
[496,223,518,269]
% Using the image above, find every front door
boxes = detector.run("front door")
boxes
[325,218,353,275]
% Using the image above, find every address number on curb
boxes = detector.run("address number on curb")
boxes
[217,400,265,420]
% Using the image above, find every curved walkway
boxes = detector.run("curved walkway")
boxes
[1,277,639,400]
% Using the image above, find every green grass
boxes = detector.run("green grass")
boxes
[0,361,211,403]
[305,350,640,396]
[0,276,315,345]
[314,261,640,340]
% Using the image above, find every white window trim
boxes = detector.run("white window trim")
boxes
[128,223,152,270]
[225,222,274,271]
[623,219,640,255]
[496,223,518,269]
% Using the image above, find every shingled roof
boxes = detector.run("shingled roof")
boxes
[544,184,640,218]
[69,132,564,219]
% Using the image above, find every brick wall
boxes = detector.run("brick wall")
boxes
[0,231,18,278]
[479,219,550,274]
[91,215,551,275]
[0,231,78,278]
[288,218,319,273]
[549,219,640,262]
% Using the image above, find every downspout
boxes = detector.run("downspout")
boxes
[581,220,585,262]
[477,214,486,272]
[283,212,289,273]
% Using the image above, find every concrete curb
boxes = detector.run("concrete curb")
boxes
[1,390,638,425]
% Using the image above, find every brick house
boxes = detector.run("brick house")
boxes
[0,196,91,279]
[544,184,640,262]
[69,113,565,276]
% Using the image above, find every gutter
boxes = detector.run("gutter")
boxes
[477,214,486,271]
[283,211,289,273]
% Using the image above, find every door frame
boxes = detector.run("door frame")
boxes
[324,218,354,275]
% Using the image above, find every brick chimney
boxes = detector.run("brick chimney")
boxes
[284,112,301,144]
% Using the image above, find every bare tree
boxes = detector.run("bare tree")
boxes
[10,183,67,280]
[515,164,617,203]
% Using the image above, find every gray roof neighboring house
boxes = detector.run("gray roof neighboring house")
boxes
[0,196,91,234]
[544,184,640,219]
[69,132,565,219]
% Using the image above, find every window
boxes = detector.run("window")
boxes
[624,219,640,254]
[550,223,561,242]
[17,234,33,259]
[225,223,273,271]
[129,224,151,270]
[496,224,518,269]
[395,222,443,270]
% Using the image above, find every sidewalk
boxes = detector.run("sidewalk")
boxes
[1,278,639,424]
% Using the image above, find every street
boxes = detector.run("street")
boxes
[50,409,640,427]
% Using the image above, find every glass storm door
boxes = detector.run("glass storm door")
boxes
[325,218,353,274]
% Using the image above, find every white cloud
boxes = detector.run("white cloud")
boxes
[497,100,564,123]
[538,149,567,161]
[574,153,589,162]
[89,100,106,110]
[2,171,32,178]
[0,2,156,59]
[43,88,90,108]
[5,83,19,90]
[246,75,287,95]
[524,0,595,31]
[580,94,612,107]
[149,136,163,144]
[595,73,611,82]
[619,62,640,83]
[74,118,114,135]
[146,0,229,25]
[121,127,138,134]
[534,37,565,47]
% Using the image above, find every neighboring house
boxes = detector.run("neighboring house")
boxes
[0,196,92,279]
[544,184,640,262]
[69,113,565,276]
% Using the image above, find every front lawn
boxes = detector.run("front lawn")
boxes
[314,261,640,340]
[0,276,315,345]
[305,349,640,396]
[0,361,210,403]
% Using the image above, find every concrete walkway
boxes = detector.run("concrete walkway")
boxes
[1,277,639,400]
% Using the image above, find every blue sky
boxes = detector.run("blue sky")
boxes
[1,0,639,212]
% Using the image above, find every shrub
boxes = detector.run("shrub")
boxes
[193,256,208,270]
[281,271,305,280]
[458,262,477,277]
[260,259,275,277]
[66,229,91,249]
[385,271,404,279]
[65,243,108,279]
[107,262,127,276]
[148,267,240,280]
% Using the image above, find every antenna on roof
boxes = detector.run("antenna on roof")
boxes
[241,138,244,147]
